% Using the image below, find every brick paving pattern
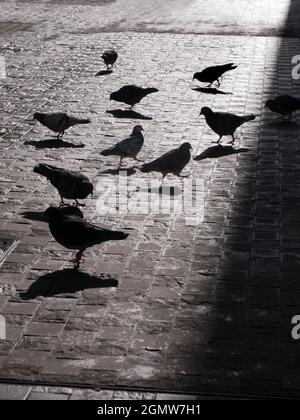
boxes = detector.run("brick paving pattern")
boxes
[0,0,300,399]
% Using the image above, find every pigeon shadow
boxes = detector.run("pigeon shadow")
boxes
[106,109,152,120]
[194,145,249,161]
[100,167,137,176]
[268,119,297,128]
[21,211,47,222]
[24,139,85,149]
[95,69,113,76]
[192,87,232,95]
[21,206,84,222]
[19,268,118,300]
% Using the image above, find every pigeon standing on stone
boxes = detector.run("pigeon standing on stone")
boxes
[193,63,237,87]
[140,142,192,179]
[110,85,159,109]
[200,107,256,144]
[265,95,300,118]
[34,163,93,206]
[33,112,90,139]
[100,125,144,168]
[102,49,118,69]
[45,207,129,269]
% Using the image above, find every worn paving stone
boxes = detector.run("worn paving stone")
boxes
[0,0,299,400]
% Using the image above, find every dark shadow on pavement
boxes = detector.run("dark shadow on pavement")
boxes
[100,167,137,176]
[21,206,84,222]
[106,109,153,120]
[139,185,182,196]
[19,268,118,299]
[95,69,113,76]
[192,87,232,95]
[194,145,249,161]
[24,139,85,149]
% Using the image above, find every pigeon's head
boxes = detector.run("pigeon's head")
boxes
[264,99,273,109]
[45,207,64,222]
[77,181,94,199]
[110,91,117,101]
[133,125,144,134]
[33,112,44,123]
[180,142,193,151]
[200,107,213,117]
[193,72,202,80]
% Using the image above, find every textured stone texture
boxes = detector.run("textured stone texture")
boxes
[0,0,300,399]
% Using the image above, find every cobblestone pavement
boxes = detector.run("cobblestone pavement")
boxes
[0,0,300,399]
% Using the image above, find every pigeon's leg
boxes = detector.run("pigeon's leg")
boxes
[72,250,84,270]
[212,136,223,144]
[129,104,135,111]
[59,194,66,207]
[74,199,86,207]
[119,157,124,168]
[217,79,220,87]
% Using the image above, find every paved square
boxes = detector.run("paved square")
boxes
[0,0,300,398]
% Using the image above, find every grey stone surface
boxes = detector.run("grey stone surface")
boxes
[0,0,299,400]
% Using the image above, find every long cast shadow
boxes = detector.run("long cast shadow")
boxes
[194,145,249,161]
[19,269,118,300]
[192,87,232,95]
[24,139,85,149]
[106,109,153,120]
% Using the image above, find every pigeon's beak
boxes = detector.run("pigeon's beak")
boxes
[199,111,203,116]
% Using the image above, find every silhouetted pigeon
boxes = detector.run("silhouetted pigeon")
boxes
[100,125,144,167]
[140,142,192,179]
[193,63,237,87]
[34,163,93,206]
[33,112,90,139]
[102,49,118,69]
[110,85,159,109]
[200,107,255,144]
[265,95,300,117]
[45,207,129,269]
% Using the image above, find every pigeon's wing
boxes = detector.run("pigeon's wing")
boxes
[147,148,188,174]
[212,112,246,134]
[54,218,124,249]
[116,135,143,157]
[278,96,300,113]
[44,113,68,132]
[49,169,85,198]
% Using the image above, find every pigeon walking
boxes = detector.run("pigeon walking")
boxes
[193,63,237,87]
[140,142,192,179]
[265,95,300,118]
[33,112,90,140]
[200,107,255,144]
[34,163,93,206]
[110,85,159,109]
[102,49,118,69]
[45,207,129,269]
[100,125,144,168]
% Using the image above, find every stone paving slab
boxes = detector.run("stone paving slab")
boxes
[0,0,300,399]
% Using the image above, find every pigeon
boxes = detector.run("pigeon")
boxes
[140,142,192,179]
[45,207,129,269]
[265,95,300,118]
[55,205,84,219]
[33,112,90,139]
[193,63,237,87]
[34,163,93,206]
[200,107,256,144]
[110,85,159,109]
[100,125,144,168]
[101,49,118,69]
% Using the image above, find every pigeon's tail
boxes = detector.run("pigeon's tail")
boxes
[75,118,91,125]
[33,163,55,179]
[100,148,113,157]
[243,114,256,122]
[222,63,238,72]
[144,88,159,94]
[110,231,129,241]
